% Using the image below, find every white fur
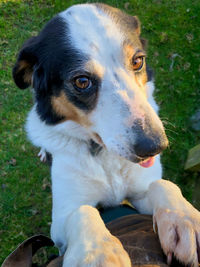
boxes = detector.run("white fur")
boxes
[26,4,200,266]
[60,5,165,159]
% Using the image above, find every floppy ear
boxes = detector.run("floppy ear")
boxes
[132,16,148,50]
[132,16,141,35]
[13,37,38,89]
[140,37,148,50]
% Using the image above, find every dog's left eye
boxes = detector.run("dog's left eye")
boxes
[132,56,144,71]
[73,76,92,91]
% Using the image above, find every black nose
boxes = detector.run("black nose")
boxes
[134,134,168,158]
[132,119,168,158]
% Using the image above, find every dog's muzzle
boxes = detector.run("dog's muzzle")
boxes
[131,118,168,165]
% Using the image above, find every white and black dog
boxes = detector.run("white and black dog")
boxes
[13,3,200,266]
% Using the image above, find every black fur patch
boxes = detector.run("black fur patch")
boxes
[13,15,99,124]
[89,140,102,156]
[63,74,100,112]
[146,64,154,81]
[46,151,52,166]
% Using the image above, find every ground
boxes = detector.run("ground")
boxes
[0,0,200,264]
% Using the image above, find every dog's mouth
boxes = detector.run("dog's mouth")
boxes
[138,156,155,168]
[132,154,156,168]
[91,133,157,168]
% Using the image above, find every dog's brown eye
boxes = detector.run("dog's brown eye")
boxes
[74,76,92,91]
[132,56,144,71]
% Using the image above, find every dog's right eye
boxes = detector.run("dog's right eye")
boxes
[132,56,144,71]
[73,76,92,91]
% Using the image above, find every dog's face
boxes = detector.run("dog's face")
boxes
[13,3,168,165]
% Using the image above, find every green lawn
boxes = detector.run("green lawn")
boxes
[0,0,200,264]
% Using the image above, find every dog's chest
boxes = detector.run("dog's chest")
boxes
[93,151,156,206]
[52,146,132,206]
[52,139,161,207]
[96,154,131,206]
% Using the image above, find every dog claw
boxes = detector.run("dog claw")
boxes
[167,252,172,265]
[153,216,157,234]
[38,148,46,162]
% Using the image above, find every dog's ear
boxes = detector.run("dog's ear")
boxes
[13,37,38,89]
[140,37,148,50]
[131,16,148,50]
[132,16,141,35]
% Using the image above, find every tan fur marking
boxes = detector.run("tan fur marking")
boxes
[92,133,105,147]
[18,60,33,85]
[123,43,147,95]
[123,43,136,68]
[123,42,147,96]
[135,69,147,89]
[133,16,141,35]
[51,91,92,127]
[17,60,30,72]
[85,60,105,78]
[142,70,148,85]
[23,69,33,85]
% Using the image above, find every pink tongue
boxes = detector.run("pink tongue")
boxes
[139,156,155,168]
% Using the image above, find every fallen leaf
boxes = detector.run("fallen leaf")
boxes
[9,158,17,166]
[124,2,130,9]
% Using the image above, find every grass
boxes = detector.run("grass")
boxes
[0,0,200,264]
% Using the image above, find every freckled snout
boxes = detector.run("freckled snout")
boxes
[132,118,168,159]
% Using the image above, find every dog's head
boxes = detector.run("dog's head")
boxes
[13,3,168,166]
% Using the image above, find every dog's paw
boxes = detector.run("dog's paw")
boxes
[63,233,131,267]
[153,208,200,266]
[38,148,46,162]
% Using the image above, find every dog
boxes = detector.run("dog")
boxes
[13,3,200,266]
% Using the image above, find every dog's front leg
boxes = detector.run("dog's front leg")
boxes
[132,179,200,266]
[60,205,131,267]
[51,159,131,267]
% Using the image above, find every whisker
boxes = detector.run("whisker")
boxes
[165,128,179,136]
[161,118,176,128]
